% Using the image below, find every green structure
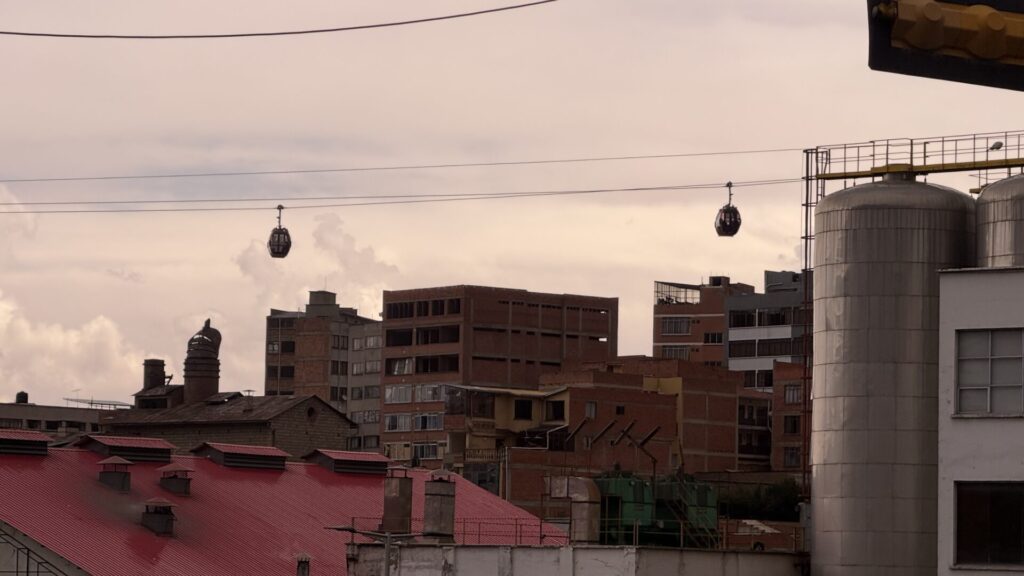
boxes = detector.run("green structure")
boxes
[593,472,719,548]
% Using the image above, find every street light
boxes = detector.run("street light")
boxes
[325,525,420,576]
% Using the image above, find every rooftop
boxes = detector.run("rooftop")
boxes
[106,394,342,427]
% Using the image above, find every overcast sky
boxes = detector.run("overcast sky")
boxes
[0,0,1020,405]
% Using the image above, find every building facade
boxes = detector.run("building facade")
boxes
[653,278,753,366]
[265,291,381,450]
[769,361,806,476]
[938,267,1024,574]
[0,393,105,439]
[724,270,810,390]
[380,285,618,468]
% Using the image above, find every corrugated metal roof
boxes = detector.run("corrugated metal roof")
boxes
[96,456,133,466]
[0,448,561,575]
[108,395,345,426]
[77,435,177,450]
[307,449,390,463]
[0,430,53,442]
[194,442,291,458]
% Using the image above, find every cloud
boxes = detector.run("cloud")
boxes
[105,267,144,283]
[0,290,146,404]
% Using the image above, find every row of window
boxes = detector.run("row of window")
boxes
[385,299,463,320]
[730,338,807,359]
[385,441,445,461]
[729,307,807,329]
[384,383,444,404]
[385,355,459,376]
[384,413,443,432]
[1,419,99,433]
[348,410,380,424]
[346,435,380,450]
[328,334,383,350]
[329,385,381,403]
[386,325,460,347]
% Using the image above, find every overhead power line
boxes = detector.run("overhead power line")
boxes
[0,0,557,40]
[0,147,804,185]
[0,178,803,215]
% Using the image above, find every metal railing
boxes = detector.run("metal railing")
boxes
[343,516,569,547]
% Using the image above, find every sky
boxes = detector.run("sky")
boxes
[0,0,1020,405]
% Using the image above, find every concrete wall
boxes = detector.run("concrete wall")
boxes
[938,268,1024,576]
[347,544,804,576]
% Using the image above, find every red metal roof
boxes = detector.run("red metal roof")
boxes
[307,449,391,463]
[77,435,176,450]
[194,442,290,457]
[0,430,52,442]
[96,456,133,466]
[0,449,563,575]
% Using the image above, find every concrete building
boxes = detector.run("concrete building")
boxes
[380,285,618,467]
[265,291,382,450]
[653,278,754,366]
[725,271,810,389]
[938,267,1024,574]
[0,393,106,439]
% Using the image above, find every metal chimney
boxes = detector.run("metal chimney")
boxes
[143,359,167,391]
[157,463,194,495]
[379,468,413,534]
[141,498,176,536]
[423,473,456,543]
[97,456,133,492]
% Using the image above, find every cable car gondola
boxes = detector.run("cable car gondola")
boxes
[715,181,742,237]
[268,205,292,258]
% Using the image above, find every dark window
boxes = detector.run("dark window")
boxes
[280,341,296,354]
[416,325,460,345]
[385,302,414,319]
[416,354,459,374]
[703,332,723,344]
[783,447,801,468]
[785,385,802,404]
[784,415,800,435]
[585,401,597,418]
[364,386,381,399]
[743,371,757,388]
[385,358,413,375]
[514,399,533,420]
[757,338,792,357]
[416,301,430,316]
[330,360,348,375]
[431,299,445,315]
[661,346,690,360]
[729,310,756,328]
[447,298,462,314]
[330,386,343,402]
[364,436,380,449]
[331,335,347,349]
[661,317,691,335]
[757,371,775,388]
[730,340,757,358]
[758,307,793,326]
[347,437,362,450]
[615,405,625,416]
[45,421,60,431]
[469,392,495,419]
[386,329,413,347]
[270,366,294,379]
[957,482,1024,565]
[545,400,566,421]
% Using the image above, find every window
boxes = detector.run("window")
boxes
[615,405,625,416]
[414,413,442,430]
[469,392,495,418]
[514,399,533,420]
[365,335,382,349]
[267,366,294,378]
[385,301,414,319]
[331,360,348,376]
[416,354,459,374]
[364,436,379,449]
[431,299,445,315]
[729,340,757,358]
[351,362,365,376]
[364,410,380,423]
[585,401,597,419]
[756,371,774,389]
[729,310,756,328]
[661,346,690,360]
[447,298,461,314]
[349,411,366,424]
[703,332,723,344]
[545,400,566,421]
[385,385,412,404]
[267,342,280,354]
[412,443,440,460]
[957,329,1024,415]
[352,338,364,351]
[416,325,460,345]
[783,415,800,435]
[0,418,21,429]
[957,482,1024,565]
[331,334,348,349]
[758,307,793,327]
[350,387,364,401]
[417,384,443,402]
[365,360,381,374]
[364,386,381,399]
[45,421,61,431]
[347,437,362,450]
[416,301,430,316]
[661,317,691,335]
[386,329,413,347]
[385,414,412,432]
[757,338,792,357]
[330,386,345,402]
[783,447,801,468]
[785,385,802,404]
[386,357,414,375]
[704,361,723,367]
[280,341,296,353]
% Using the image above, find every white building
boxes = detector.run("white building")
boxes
[939,267,1024,574]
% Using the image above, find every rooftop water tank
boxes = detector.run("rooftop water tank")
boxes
[977,173,1024,267]
[811,172,974,576]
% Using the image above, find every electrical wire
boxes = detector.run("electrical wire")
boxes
[0,178,803,215]
[0,1,557,40]
[0,148,804,185]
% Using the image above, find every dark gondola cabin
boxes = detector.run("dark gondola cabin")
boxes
[268,205,292,258]
[715,204,741,237]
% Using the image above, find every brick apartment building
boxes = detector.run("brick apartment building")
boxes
[770,361,806,475]
[380,285,618,467]
[653,277,753,366]
[265,291,382,450]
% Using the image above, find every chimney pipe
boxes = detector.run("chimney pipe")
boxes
[379,469,413,534]
[296,554,311,576]
[423,473,456,543]
[97,456,133,492]
[143,359,167,391]
[157,463,193,495]
[141,498,176,536]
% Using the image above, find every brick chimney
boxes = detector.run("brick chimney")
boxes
[379,468,412,534]
[143,359,166,391]
[184,319,221,404]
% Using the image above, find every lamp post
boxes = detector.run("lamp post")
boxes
[326,525,419,576]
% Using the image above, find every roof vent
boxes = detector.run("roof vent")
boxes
[97,456,133,491]
[191,442,289,470]
[423,472,456,543]
[296,554,311,576]
[141,497,176,536]
[0,430,51,456]
[380,467,413,534]
[303,449,390,475]
[75,435,175,463]
[157,462,194,495]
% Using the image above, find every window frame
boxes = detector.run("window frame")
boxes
[956,329,1024,416]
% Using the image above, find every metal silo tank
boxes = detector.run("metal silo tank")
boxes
[977,173,1024,267]
[811,172,975,576]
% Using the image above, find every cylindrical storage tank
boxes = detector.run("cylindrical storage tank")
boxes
[977,173,1024,267]
[812,173,974,576]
